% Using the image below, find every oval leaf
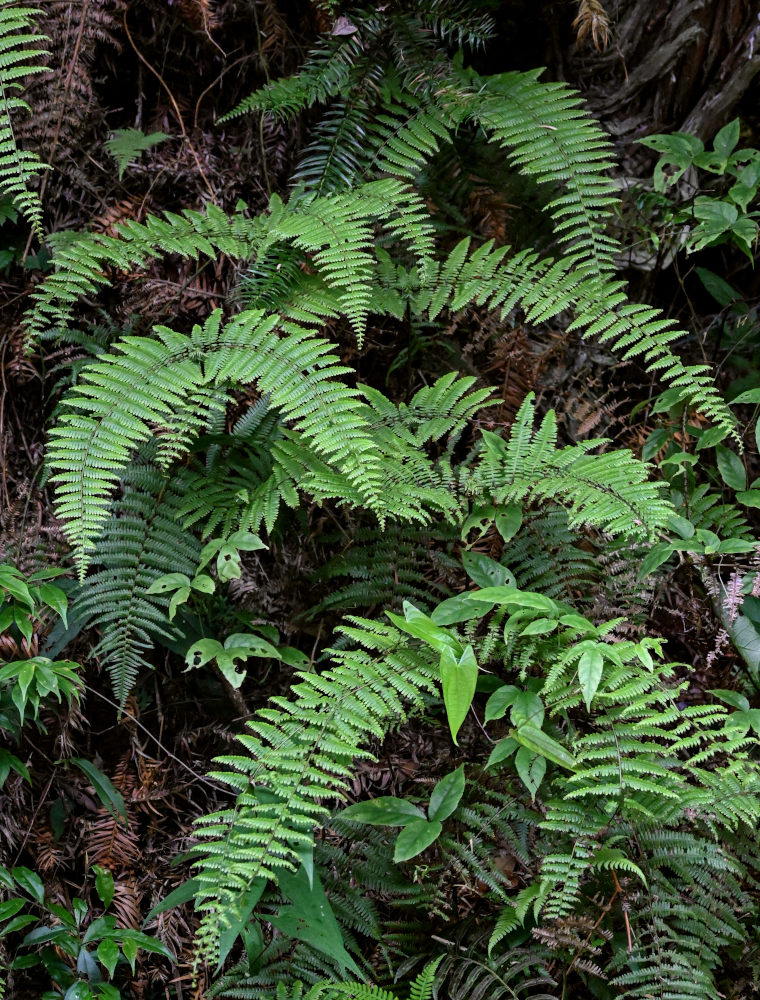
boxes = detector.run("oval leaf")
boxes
[393,819,442,863]
[716,445,746,491]
[461,551,514,588]
[340,797,425,826]
[578,647,604,709]
[428,765,465,823]
[484,684,519,723]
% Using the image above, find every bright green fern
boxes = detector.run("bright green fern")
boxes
[0,1,48,238]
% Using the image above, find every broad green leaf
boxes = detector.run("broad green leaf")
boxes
[12,866,45,904]
[642,427,670,461]
[97,938,119,978]
[213,880,265,971]
[393,819,442,862]
[38,583,68,628]
[63,982,93,1000]
[28,567,68,582]
[513,725,577,771]
[716,445,746,490]
[94,866,114,910]
[0,899,24,921]
[486,737,518,769]
[667,514,695,539]
[484,684,519,723]
[713,118,740,159]
[142,878,199,927]
[559,613,595,634]
[117,930,174,960]
[495,503,523,543]
[717,537,757,554]
[514,747,545,800]
[461,551,514,588]
[0,570,34,609]
[190,574,215,593]
[185,638,223,670]
[728,615,760,676]
[578,647,604,709]
[146,573,191,595]
[214,650,249,688]
[638,542,675,580]
[710,688,750,713]
[695,267,739,307]
[730,388,760,406]
[217,544,242,581]
[461,503,498,541]
[274,867,360,976]
[428,765,465,823]
[737,490,760,508]
[0,749,30,788]
[520,617,557,636]
[227,530,267,551]
[197,537,224,570]
[0,914,37,938]
[339,797,425,826]
[510,691,544,730]
[729,708,760,737]
[466,587,555,612]
[695,424,730,450]
[387,603,461,655]
[224,634,281,658]
[431,594,492,625]
[168,587,191,621]
[121,936,137,973]
[440,644,478,745]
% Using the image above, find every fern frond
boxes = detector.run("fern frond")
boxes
[71,459,200,706]
[0,2,49,237]
[47,309,395,578]
[192,617,439,965]
[465,393,671,540]
[472,69,618,272]
[25,204,259,341]
[220,29,367,123]
[417,239,737,439]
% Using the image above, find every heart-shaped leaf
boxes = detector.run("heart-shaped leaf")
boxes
[441,644,478,745]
